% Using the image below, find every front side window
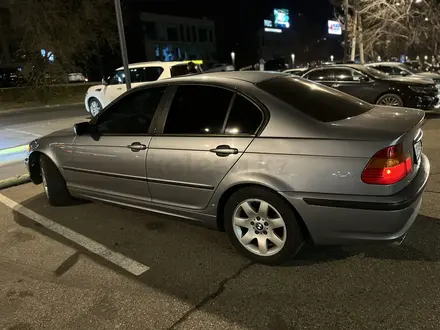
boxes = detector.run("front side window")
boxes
[375,65,393,75]
[109,71,124,85]
[305,69,333,81]
[332,68,356,81]
[96,87,165,134]
[225,95,263,135]
[163,85,233,134]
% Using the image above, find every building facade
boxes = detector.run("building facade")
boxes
[140,12,216,62]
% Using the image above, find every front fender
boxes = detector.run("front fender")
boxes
[26,134,75,183]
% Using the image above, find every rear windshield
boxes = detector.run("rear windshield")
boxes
[257,76,373,122]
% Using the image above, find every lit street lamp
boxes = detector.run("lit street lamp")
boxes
[291,54,295,68]
[231,52,236,68]
[330,55,334,62]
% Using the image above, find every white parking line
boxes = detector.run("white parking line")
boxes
[0,193,150,276]
[4,128,43,137]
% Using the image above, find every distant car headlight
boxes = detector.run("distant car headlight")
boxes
[409,85,435,94]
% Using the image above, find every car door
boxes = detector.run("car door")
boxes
[330,68,378,103]
[303,68,335,87]
[100,71,127,108]
[66,86,167,206]
[146,84,264,210]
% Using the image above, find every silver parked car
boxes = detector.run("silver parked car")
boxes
[25,72,430,265]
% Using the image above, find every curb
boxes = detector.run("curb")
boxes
[0,174,31,190]
[0,144,28,154]
[0,102,83,115]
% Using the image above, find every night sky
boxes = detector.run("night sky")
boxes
[128,0,337,65]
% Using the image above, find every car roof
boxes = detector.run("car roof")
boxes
[146,71,289,85]
[366,62,403,66]
[306,64,366,71]
[116,61,197,70]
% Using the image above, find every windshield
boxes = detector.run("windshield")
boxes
[400,63,420,74]
[361,66,389,79]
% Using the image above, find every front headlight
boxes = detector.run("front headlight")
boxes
[409,85,434,94]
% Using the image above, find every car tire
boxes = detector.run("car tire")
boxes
[88,97,102,117]
[376,93,403,107]
[224,186,305,265]
[39,155,72,206]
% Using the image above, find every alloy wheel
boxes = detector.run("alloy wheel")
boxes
[379,96,401,106]
[232,199,287,257]
[90,100,101,117]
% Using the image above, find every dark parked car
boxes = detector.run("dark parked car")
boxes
[302,64,439,110]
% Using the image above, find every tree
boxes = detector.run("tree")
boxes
[357,0,440,59]
[331,0,440,61]
[10,0,118,87]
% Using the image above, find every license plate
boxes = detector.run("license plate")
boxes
[414,140,422,163]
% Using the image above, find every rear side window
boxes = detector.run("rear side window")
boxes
[170,63,201,77]
[257,76,373,122]
[116,67,164,83]
[225,95,263,135]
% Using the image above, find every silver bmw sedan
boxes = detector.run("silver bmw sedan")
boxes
[25,71,430,265]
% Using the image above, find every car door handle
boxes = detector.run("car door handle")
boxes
[210,145,239,157]
[117,87,122,90]
[331,84,339,88]
[127,142,147,152]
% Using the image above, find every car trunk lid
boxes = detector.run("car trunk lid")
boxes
[330,105,425,193]
[330,105,424,138]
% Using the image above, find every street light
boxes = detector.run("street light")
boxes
[231,52,236,68]
[330,55,334,62]
[291,54,295,68]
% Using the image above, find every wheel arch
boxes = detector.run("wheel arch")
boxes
[216,183,311,240]
[28,150,63,184]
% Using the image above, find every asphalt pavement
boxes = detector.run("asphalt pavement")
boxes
[0,116,439,329]
[0,104,88,180]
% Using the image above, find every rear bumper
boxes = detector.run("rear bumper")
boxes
[282,153,430,245]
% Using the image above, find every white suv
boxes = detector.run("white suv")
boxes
[85,61,201,116]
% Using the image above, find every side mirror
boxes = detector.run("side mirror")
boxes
[73,122,91,136]
[101,77,108,85]
[359,75,370,82]
[400,70,409,76]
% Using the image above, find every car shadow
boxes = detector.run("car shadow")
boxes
[10,193,440,329]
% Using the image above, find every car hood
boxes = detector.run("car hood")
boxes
[384,75,434,85]
[415,72,440,79]
[44,127,76,139]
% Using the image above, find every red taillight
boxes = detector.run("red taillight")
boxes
[361,144,413,185]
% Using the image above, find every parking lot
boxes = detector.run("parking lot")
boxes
[1,117,440,330]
